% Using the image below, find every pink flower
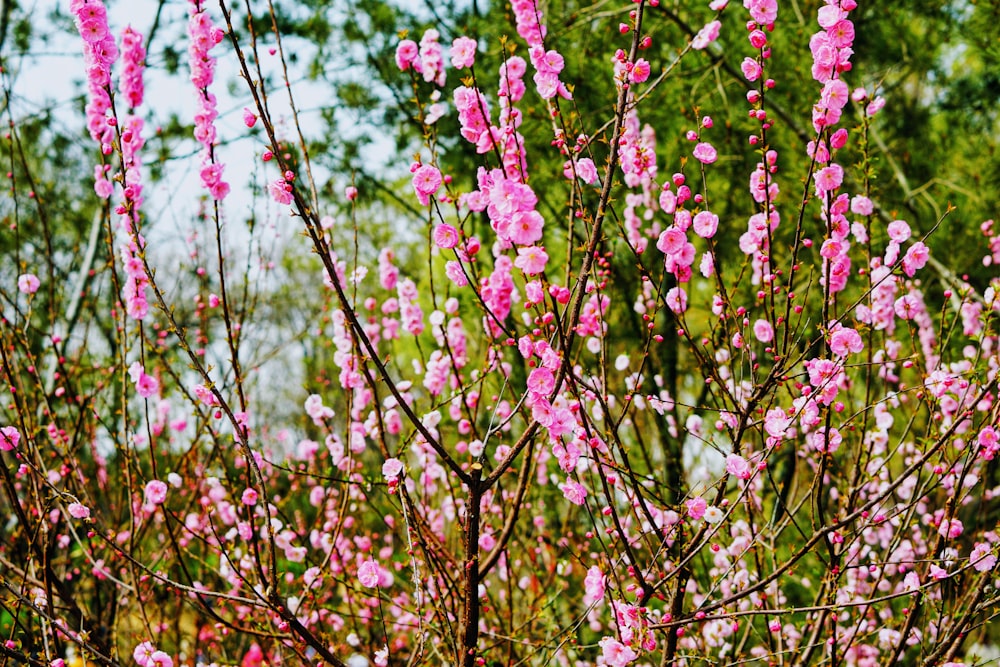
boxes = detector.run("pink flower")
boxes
[887,220,911,242]
[630,58,651,83]
[357,558,380,587]
[829,326,863,357]
[514,246,549,275]
[741,57,762,82]
[686,496,707,520]
[241,488,258,506]
[929,564,949,580]
[583,565,605,605]
[242,107,257,128]
[692,20,721,50]
[269,178,293,205]
[345,185,358,201]
[68,502,91,519]
[395,39,418,70]
[0,426,21,451]
[564,157,598,184]
[764,408,790,438]
[851,195,873,216]
[971,543,996,573]
[657,228,687,255]
[134,642,156,667]
[382,457,404,480]
[560,479,587,505]
[433,223,460,249]
[411,164,442,205]
[527,367,556,396]
[693,211,719,238]
[128,362,160,398]
[725,453,752,480]
[666,286,688,314]
[692,142,718,164]
[753,319,774,343]
[144,480,168,505]
[599,637,637,667]
[450,36,477,69]
[445,261,468,286]
[938,518,963,540]
[18,273,40,294]
[901,242,929,277]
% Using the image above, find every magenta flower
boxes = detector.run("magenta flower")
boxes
[242,107,257,128]
[692,142,718,165]
[395,39,418,70]
[630,58,651,84]
[0,426,21,451]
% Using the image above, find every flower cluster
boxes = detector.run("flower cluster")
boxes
[188,0,229,200]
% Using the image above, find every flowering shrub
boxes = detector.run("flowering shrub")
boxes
[0,1,998,667]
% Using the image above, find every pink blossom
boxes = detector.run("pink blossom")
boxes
[657,228,687,255]
[938,518,963,540]
[134,642,156,667]
[630,58,651,83]
[929,564,949,580]
[527,367,556,396]
[725,453,752,480]
[764,408,790,438]
[851,195,873,216]
[693,142,718,164]
[241,488,258,506]
[68,502,91,519]
[242,107,257,128]
[692,20,721,50]
[829,326,863,357]
[583,565,605,605]
[753,319,774,343]
[357,558,380,587]
[514,246,549,275]
[144,480,168,505]
[741,57,762,82]
[599,637,637,667]
[450,36,478,69]
[382,458,404,480]
[887,220,911,242]
[395,39,418,70]
[560,479,587,505]
[686,496,707,520]
[564,157,598,184]
[17,274,40,294]
[666,286,688,314]
[412,164,442,205]
[128,362,160,398]
[901,242,929,277]
[693,211,719,238]
[269,178,293,205]
[971,543,996,573]
[433,223,460,249]
[445,261,468,286]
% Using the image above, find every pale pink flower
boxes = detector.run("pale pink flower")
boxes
[412,164,442,205]
[241,488,258,506]
[18,273,40,294]
[901,242,929,277]
[693,211,719,238]
[599,637,637,667]
[938,518,963,540]
[450,36,478,69]
[382,458,404,480]
[666,286,688,314]
[514,246,549,275]
[741,57,762,82]
[887,220,911,242]
[725,453,752,480]
[829,327,863,357]
[560,479,587,505]
[753,319,774,343]
[764,408,790,438]
[692,20,721,49]
[583,565,605,605]
[144,480,168,505]
[971,543,996,573]
[358,558,380,587]
[68,502,91,519]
